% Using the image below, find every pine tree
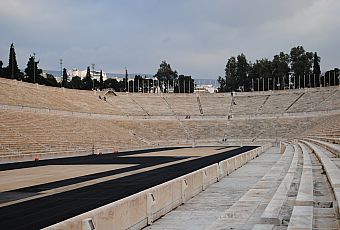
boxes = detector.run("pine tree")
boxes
[62,68,68,88]
[312,52,321,87]
[0,60,3,76]
[154,61,178,82]
[24,55,43,83]
[5,43,23,80]
[236,53,250,91]
[225,56,237,91]
[86,66,91,78]
[272,52,290,89]
[313,52,321,77]
[83,66,93,90]
[217,76,226,92]
[100,70,103,90]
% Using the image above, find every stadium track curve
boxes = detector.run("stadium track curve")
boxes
[0,146,255,230]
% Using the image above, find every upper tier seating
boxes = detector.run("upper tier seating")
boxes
[1,78,339,117]
[0,77,339,160]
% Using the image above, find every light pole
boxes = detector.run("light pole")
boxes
[91,63,95,90]
[60,59,63,87]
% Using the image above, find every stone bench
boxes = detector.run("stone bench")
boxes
[287,206,313,230]
[305,138,340,157]
[285,143,314,230]
[252,224,275,230]
[261,144,299,225]
[295,143,313,206]
[301,140,340,214]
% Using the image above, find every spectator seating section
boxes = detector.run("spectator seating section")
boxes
[0,78,339,160]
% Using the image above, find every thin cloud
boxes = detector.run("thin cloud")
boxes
[0,0,339,78]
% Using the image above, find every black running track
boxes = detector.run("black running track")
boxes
[0,146,256,230]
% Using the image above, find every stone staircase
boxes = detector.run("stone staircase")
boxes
[146,141,340,229]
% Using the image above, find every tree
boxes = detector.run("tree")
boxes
[236,53,250,91]
[93,79,99,89]
[290,46,305,78]
[217,76,226,92]
[272,52,290,89]
[99,70,104,90]
[43,73,59,87]
[104,78,122,91]
[313,52,321,87]
[175,75,194,93]
[0,60,3,76]
[82,66,93,90]
[224,54,250,91]
[86,66,91,78]
[69,76,82,89]
[249,59,272,91]
[133,75,143,92]
[154,61,178,83]
[219,45,324,91]
[154,61,178,93]
[24,55,43,83]
[290,46,313,88]
[225,56,237,91]
[324,68,339,86]
[4,43,23,80]
[62,68,68,88]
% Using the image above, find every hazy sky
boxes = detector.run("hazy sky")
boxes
[0,0,339,79]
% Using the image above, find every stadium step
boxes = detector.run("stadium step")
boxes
[300,140,340,229]
[145,146,290,229]
[146,141,340,229]
[301,140,340,213]
[259,143,300,225]
[304,138,340,157]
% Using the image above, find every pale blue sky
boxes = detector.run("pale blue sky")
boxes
[0,0,339,78]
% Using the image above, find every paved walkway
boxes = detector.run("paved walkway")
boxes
[146,147,284,230]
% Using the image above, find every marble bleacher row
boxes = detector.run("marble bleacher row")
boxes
[182,116,320,142]
[0,111,145,157]
[0,77,339,160]
[1,78,339,117]
[302,113,340,144]
[0,109,323,158]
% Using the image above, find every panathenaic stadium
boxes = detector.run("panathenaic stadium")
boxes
[0,77,339,230]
